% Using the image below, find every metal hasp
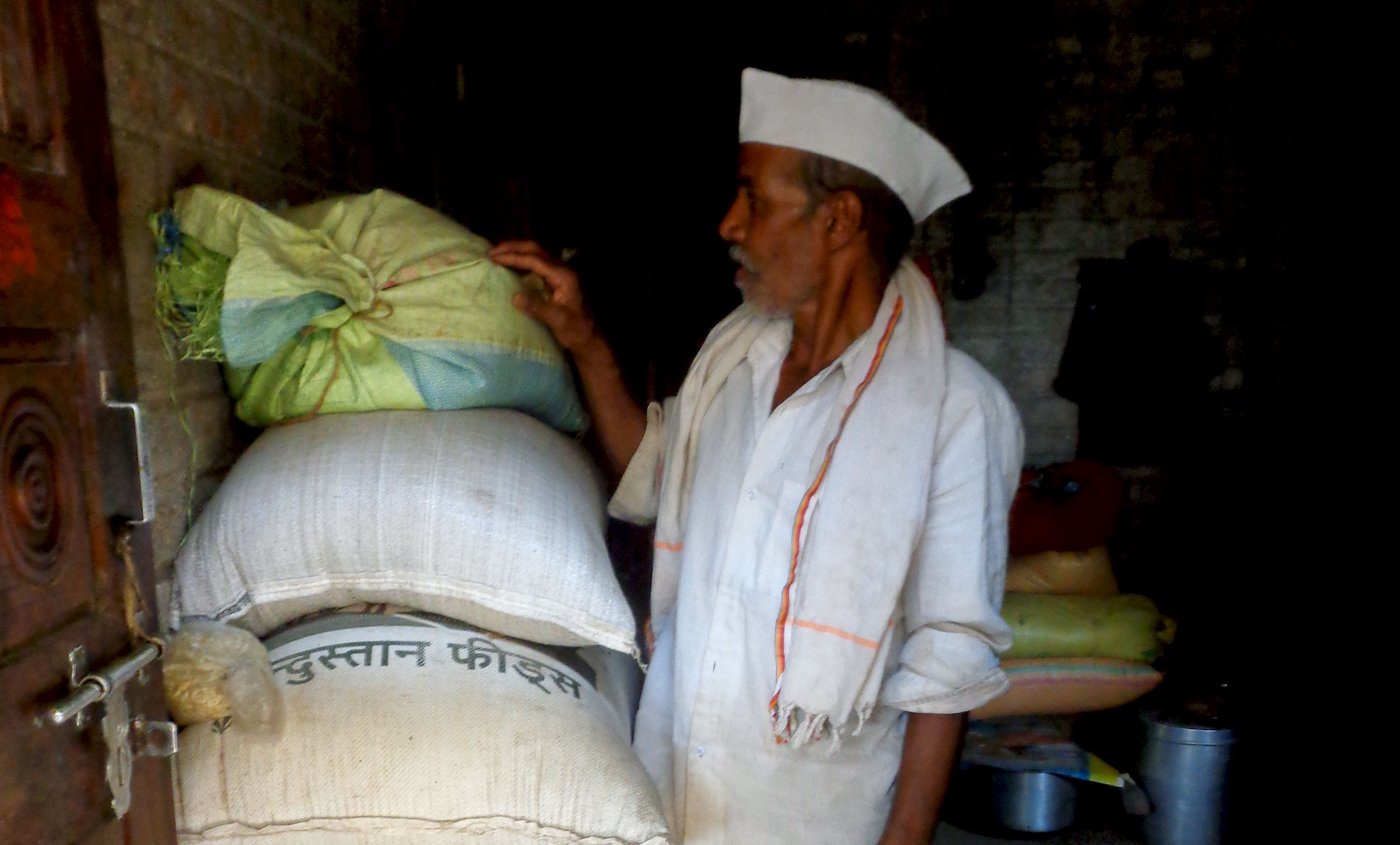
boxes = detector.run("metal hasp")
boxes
[98,370,154,525]
[43,640,174,818]
[45,640,161,726]
[131,717,179,758]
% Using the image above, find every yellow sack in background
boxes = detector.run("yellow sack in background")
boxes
[1006,546,1119,595]
[1001,593,1173,662]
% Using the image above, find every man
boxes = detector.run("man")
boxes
[491,68,1021,845]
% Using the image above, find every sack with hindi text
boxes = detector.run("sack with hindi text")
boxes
[174,613,668,844]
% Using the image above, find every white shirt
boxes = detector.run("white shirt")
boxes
[612,308,1022,845]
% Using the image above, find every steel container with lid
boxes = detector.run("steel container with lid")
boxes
[1137,709,1234,845]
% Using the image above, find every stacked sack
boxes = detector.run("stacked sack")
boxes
[151,185,587,431]
[155,189,669,844]
[972,461,1172,720]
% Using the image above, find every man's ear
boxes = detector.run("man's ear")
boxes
[823,190,864,251]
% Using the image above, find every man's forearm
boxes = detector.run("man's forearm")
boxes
[878,711,967,845]
[571,335,646,481]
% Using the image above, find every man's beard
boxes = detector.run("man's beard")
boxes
[730,244,757,278]
[730,245,783,317]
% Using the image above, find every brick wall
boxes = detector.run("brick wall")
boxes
[897,2,1293,700]
[897,1,1276,467]
[96,0,391,620]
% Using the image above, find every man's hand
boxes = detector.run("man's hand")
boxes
[488,239,645,480]
[490,240,603,363]
[877,711,967,845]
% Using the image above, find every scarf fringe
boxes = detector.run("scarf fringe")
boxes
[770,701,877,754]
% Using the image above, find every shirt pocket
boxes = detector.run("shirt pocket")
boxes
[750,478,822,601]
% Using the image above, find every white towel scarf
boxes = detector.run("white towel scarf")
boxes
[650,259,948,747]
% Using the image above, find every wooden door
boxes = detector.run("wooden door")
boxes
[1,0,176,842]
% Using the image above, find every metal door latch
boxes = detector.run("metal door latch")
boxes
[44,641,177,817]
[45,641,161,727]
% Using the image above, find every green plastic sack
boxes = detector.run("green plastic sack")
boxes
[1001,593,1173,663]
[153,186,586,432]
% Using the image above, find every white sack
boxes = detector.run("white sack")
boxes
[171,409,637,655]
[174,615,669,844]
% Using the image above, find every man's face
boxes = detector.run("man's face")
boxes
[718,144,828,318]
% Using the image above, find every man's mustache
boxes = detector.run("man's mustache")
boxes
[729,245,757,271]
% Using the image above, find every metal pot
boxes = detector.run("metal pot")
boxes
[989,770,1077,833]
[1137,709,1234,845]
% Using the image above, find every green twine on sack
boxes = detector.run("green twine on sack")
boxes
[151,209,231,361]
[149,209,215,543]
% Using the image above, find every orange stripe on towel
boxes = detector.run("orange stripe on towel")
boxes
[654,540,684,552]
[792,619,881,650]
[770,295,904,715]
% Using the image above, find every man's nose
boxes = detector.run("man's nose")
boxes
[718,197,745,243]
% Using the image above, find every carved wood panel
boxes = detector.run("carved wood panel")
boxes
[0,362,92,655]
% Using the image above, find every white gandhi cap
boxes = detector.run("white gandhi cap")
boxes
[738,68,971,222]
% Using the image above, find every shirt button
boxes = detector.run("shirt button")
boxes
[747,489,756,500]
[695,745,705,757]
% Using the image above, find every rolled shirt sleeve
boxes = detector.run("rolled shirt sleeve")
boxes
[607,399,671,525]
[880,351,1024,714]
